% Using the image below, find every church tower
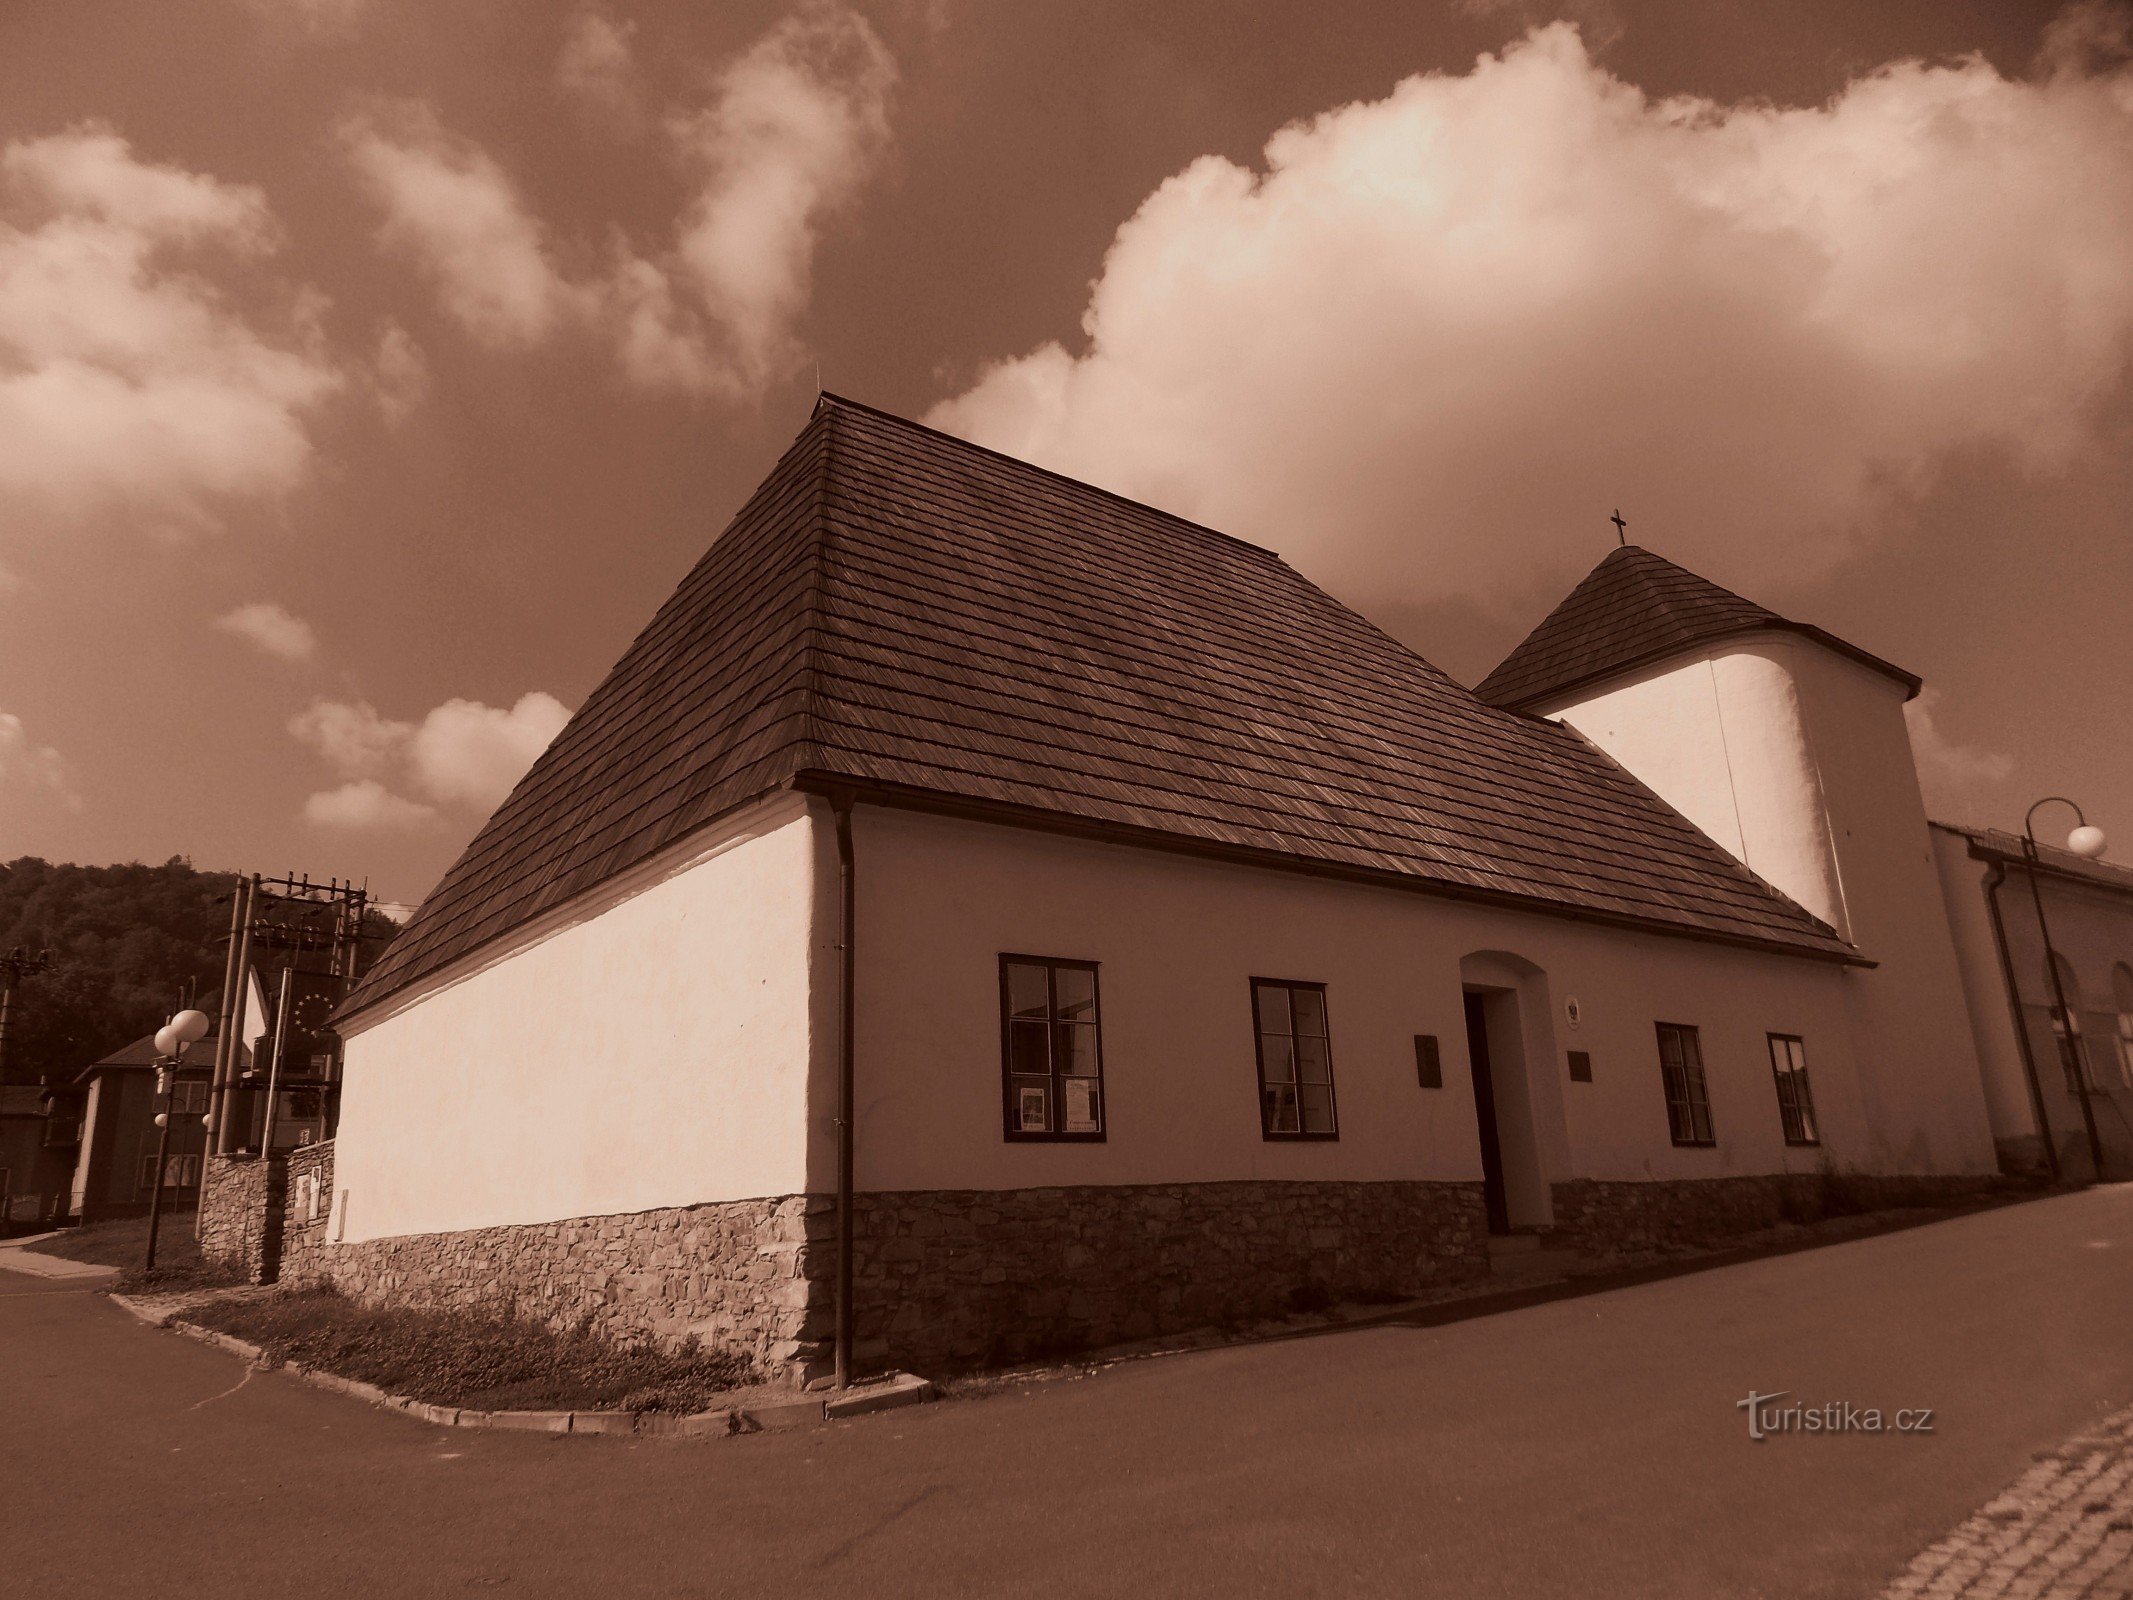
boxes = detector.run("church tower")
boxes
[1477,544,1995,1174]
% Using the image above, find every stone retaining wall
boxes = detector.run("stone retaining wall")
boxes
[198,1154,285,1284]
[1549,1172,2012,1259]
[850,1179,1490,1374]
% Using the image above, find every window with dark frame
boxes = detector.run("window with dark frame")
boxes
[1655,1022,1716,1146]
[1567,1050,1593,1083]
[1253,979,1337,1138]
[1000,956,1105,1141]
[1767,1034,1820,1146]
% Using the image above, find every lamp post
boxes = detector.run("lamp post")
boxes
[144,1008,210,1273]
[2021,798,2108,1183]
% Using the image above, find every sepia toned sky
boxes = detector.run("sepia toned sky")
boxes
[1,0,2127,908]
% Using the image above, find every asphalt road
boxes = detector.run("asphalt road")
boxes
[6,1186,2132,1600]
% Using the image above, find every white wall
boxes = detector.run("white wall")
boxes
[332,793,827,1242]
[67,1075,101,1215]
[1929,829,2037,1157]
[1534,643,1846,934]
[1537,633,1997,1177]
[848,806,1945,1197]
[1934,829,2133,1173]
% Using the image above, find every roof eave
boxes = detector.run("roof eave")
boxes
[1942,825,2133,898]
[788,768,1872,968]
[1488,619,1921,713]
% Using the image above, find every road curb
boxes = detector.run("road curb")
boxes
[105,1294,936,1438]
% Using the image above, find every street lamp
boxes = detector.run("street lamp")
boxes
[2022,799,2108,1183]
[144,1007,209,1273]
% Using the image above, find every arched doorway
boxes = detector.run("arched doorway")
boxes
[1458,951,1567,1234]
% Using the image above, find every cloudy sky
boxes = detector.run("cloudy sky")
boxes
[1,0,2128,905]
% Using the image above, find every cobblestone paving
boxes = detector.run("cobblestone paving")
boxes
[1881,1405,2133,1598]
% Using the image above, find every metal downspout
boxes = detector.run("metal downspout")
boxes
[832,792,856,1391]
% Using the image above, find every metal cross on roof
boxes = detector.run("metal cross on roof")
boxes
[1611,509,1627,545]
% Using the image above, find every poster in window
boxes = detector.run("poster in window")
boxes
[1063,1077,1098,1133]
[1018,1085,1049,1131]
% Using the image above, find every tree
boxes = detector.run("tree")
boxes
[0,857,398,1085]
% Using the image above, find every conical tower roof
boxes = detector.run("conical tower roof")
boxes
[1475,543,1918,711]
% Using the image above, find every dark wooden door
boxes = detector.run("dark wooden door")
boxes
[1463,991,1511,1235]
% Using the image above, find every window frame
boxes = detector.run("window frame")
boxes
[1766,1033,1821,1147]
[2044,954,2098,1093]
[2048,1007,2099,1093]
[1655,1022,1717,1147]
[1250,978,1340,1141]
[998,954,1107,1144]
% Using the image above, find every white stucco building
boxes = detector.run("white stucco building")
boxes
[1929,823,2133,1181]
[302,396,2015,1383]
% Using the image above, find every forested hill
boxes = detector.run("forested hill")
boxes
[0,857,399,1087]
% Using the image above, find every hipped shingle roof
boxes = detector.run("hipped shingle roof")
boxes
[344,399,1857,1022]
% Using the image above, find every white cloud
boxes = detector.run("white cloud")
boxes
[631,2,897,395]
[289,697,412,776]
[371,319,428,425]
[0,711,80,811]
[214,600,316,661]
[1906,688,2016,823]
[341,104,584,348]
[929,22,2133,614]
[349,4,895,399]
[292,690,569,823]
[302,779,436,829]
[0,125,342,532]
[405,691,570,809]
[557,9,641,124]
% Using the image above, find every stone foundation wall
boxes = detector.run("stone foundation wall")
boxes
[201,1165,2012,1385]
[302,1194,835,1385]
[851,1179,1490,1374]
[1549,1172,2012,1260]
[198,1154,285,1284]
